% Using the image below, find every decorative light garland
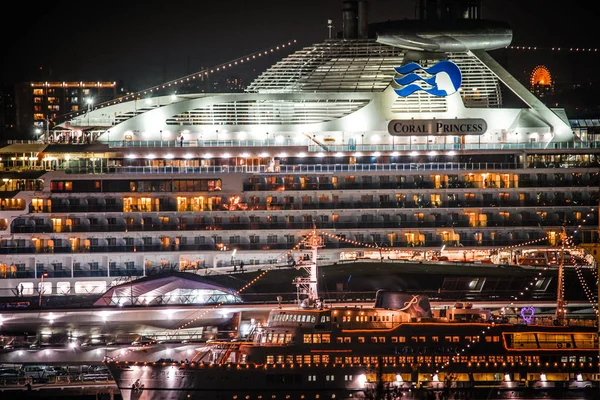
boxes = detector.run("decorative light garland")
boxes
[55,39,298,122]
[508,46,599,52]
[575,264,599,315]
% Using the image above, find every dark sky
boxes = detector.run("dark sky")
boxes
[2,0,599,90]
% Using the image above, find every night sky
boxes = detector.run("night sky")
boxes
[2,0,599,91]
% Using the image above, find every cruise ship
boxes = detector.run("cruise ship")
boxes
[0,0,598,306]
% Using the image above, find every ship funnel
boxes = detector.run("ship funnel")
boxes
[342,0,358,39]
[357,0,369,38]
[375,290,432,318]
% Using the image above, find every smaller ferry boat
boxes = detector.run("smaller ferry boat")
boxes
[105,231,600,400]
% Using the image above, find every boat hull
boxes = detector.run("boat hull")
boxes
[108,363,598,400]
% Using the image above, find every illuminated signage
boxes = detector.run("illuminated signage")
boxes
[388,119,487,136]
[393,60,462,97]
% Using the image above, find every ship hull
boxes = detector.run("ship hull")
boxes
[108,363,598,400]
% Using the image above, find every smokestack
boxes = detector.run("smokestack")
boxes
[342,0,358,39]
[357,0,369,39]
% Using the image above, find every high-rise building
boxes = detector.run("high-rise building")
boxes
[13,81,119,139]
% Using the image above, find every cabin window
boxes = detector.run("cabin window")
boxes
[379,337,386,343]
[432,336,439,342]
[322,334,330,343]
[370,337,378,343]
[344,337,351,343]
[308,375,317,381]
[322,355,330,363]
[358,337,365,343]
[304,355,311,364]
[336,337,343,343]
[313,334,321,344]
[335,357,343,364]
[419,336,426,343]
[325,375,335,381]
[444,336,452,342]
[276,355,284,364]
[411,336,418,342]
[303,334,312,344]
[295,355,303,364]
[391,337,398,343]
[266,355,274,364]
[313,355,321,364]
[399,336,406,343]
[285,334,292,343]
[344,375,353,381]
[452,336,460,343]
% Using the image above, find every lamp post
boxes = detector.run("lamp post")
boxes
[39,272,48,307]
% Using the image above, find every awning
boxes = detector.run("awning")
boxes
[0,143,48,154]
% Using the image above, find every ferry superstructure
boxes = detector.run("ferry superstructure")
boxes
[0,0,598,303]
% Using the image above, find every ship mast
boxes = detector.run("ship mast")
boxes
[293,228,323,308]
[554,224,567,324]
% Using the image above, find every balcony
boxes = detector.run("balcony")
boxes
[109,268,144,277]
[73,269,108,278]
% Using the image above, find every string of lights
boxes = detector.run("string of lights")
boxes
[563,236,598,315]
[319,229,551,256]
[56,39,298,122]
[575,264,599,315]
[507,46,599,52]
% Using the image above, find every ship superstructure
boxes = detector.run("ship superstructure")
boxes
[0,0,598,305]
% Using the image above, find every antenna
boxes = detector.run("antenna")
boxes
[327,19,334,39]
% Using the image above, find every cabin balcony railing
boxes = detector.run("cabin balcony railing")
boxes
[97,139,600,151]
[6,218,598,238]
[62,161,600,175]
[0,236,569,256]
[43,270,72,278]
[0,270,36,279]
[73,269,108,278]
[309,141,600,152]
[109,268,144,277]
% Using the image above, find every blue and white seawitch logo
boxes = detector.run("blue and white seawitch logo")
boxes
[393,60,462,97]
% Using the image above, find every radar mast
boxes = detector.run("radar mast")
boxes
[293,228,323,308]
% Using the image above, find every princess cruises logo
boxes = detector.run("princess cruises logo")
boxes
[393,60,462,97]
